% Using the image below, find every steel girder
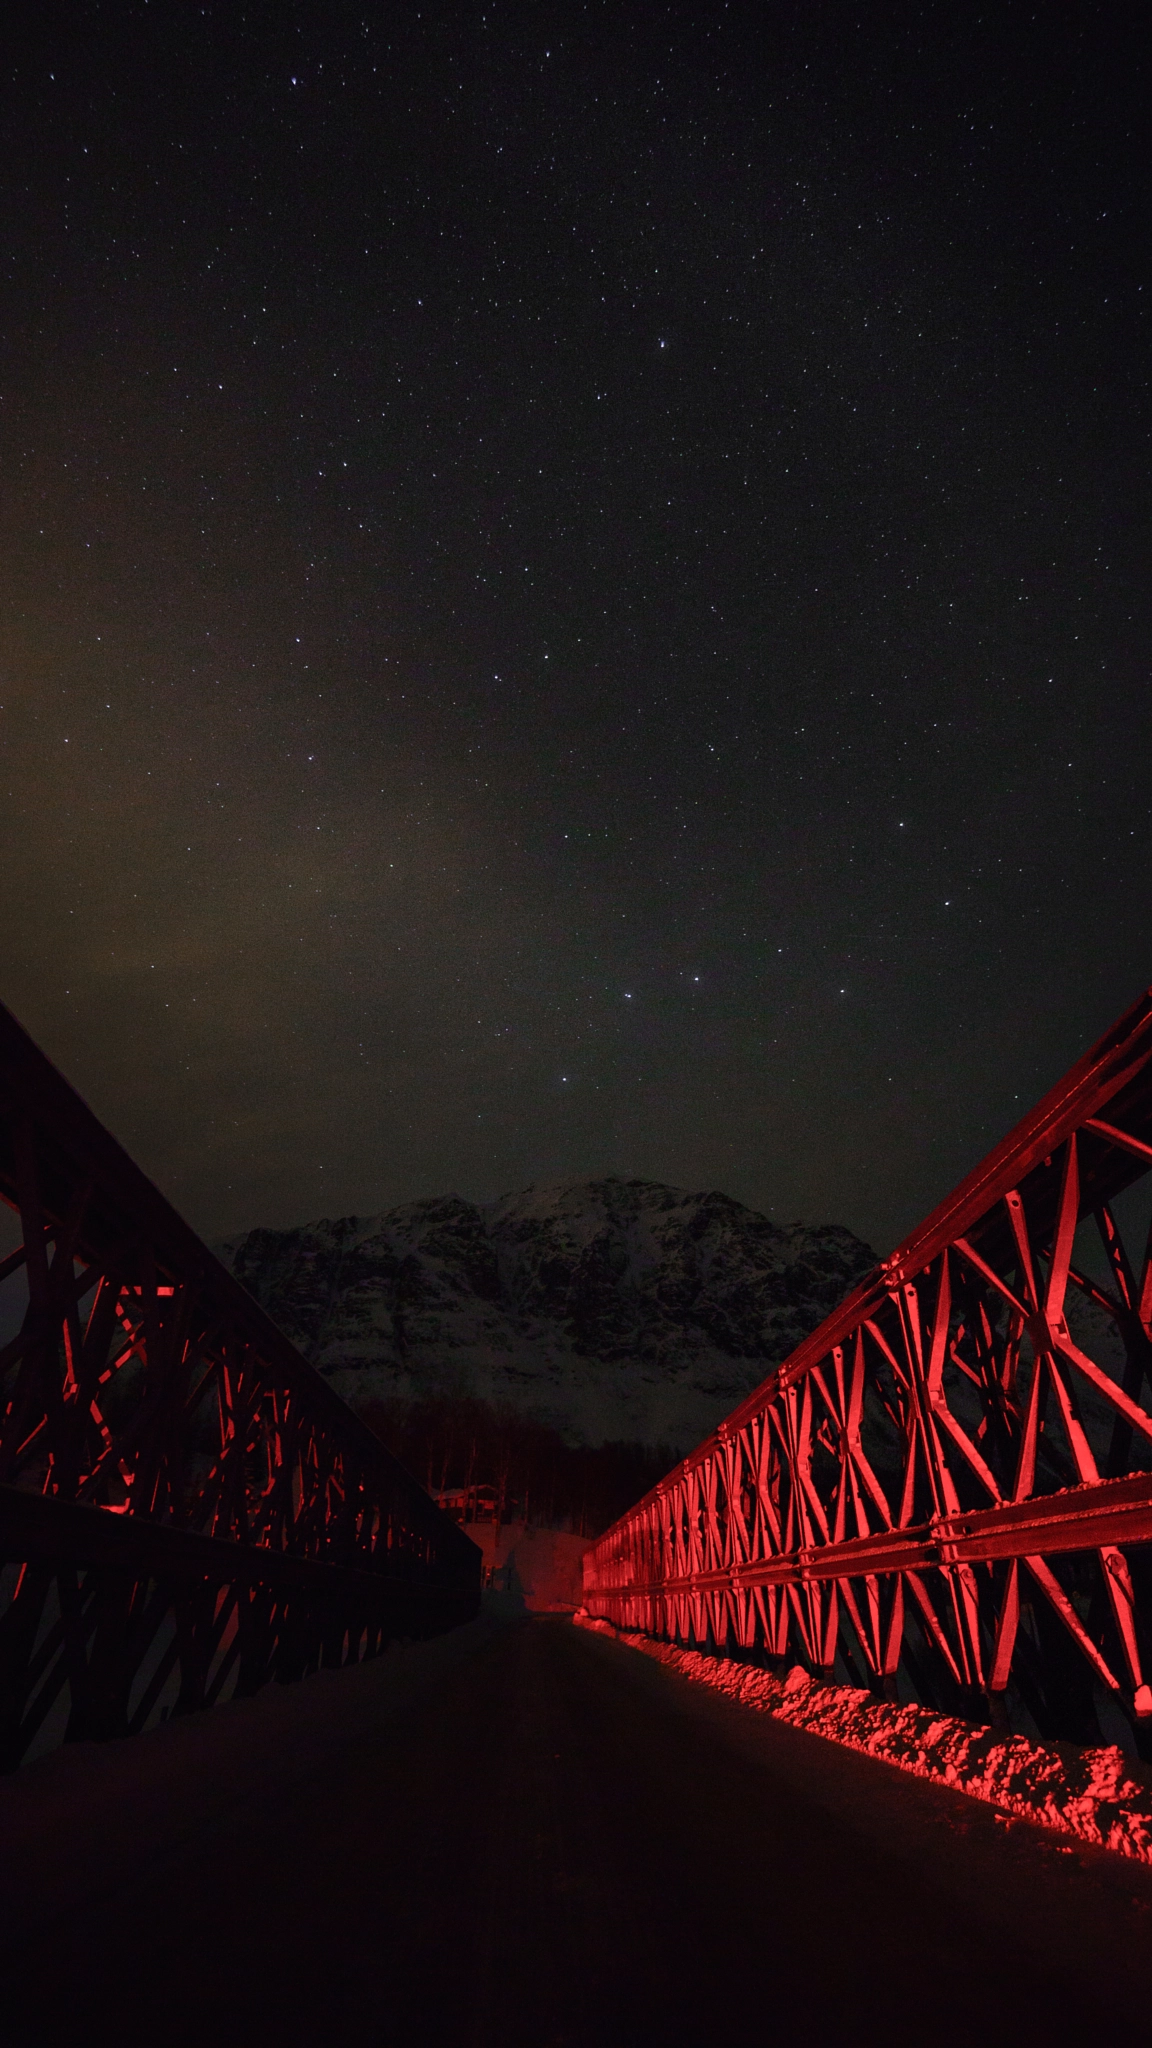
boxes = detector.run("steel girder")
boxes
[0,1003,480,1768]
[583,989,1152,1739]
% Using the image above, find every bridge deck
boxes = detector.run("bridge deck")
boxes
[4,1612,1152,2046]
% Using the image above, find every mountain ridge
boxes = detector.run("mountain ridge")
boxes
[220,1176,878,1450]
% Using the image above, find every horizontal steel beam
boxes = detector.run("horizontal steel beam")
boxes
[608,1472,1152,1599]
[0,1483,467,1606]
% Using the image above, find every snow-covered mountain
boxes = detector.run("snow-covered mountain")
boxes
[220,1178,877,1450]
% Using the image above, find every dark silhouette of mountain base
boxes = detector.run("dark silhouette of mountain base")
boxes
[221,1177,877,1449]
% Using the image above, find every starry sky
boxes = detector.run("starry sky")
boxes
[1,1,1149,1253]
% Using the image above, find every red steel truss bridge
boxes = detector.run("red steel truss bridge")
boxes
[0,1003,479,1771]
[584,989,1152,1748]
[9,1000,1152,2043]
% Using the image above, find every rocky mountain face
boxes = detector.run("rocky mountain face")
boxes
[220,1178,877,1451]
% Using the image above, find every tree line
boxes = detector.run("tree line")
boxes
[359,1393,679,1537]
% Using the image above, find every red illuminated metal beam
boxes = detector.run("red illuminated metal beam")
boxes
[584,989,1152,1733]
[618,1473,1152,1592]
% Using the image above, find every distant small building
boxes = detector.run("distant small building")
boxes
[433,1483,504,1525]
[432,1482,589,1607]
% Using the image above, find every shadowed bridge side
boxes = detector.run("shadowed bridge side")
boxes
[0,1002,479,1768]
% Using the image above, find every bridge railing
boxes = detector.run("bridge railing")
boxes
[0,1004,480,1768]
[584,989,1152,1745]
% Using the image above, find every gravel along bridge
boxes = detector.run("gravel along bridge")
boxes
[6,995,1152,2044]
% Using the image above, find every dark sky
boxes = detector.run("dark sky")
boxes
[1,2,1148,1252]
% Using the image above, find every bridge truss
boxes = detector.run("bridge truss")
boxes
[584,991,1152,1746]
[0,1005,479,1769]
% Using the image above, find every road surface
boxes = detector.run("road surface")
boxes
[4,1611,1152,2045]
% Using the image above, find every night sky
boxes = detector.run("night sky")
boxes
[1,3,1148,1253]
